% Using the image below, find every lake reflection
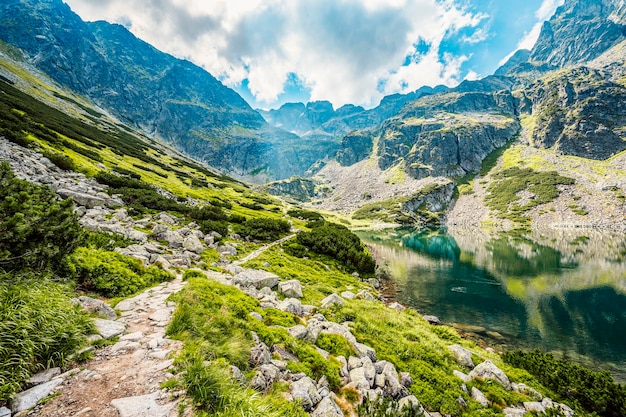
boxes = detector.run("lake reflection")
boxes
[359,227,626,380]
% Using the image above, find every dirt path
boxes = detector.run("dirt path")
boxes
[233,234,296,266]
[36,278,186,417]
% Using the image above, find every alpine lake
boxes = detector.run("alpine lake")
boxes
[358,226,626,382]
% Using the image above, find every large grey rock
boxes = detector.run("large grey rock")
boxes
[110,392,174,417]
[290,376,322,411]
[27,368,61,385]
[471,387,489,407]
[164,231,184,248]
[320,293,344,309]
[512,383,542,401]
[93,318,126,339]
[278,279,303,298]
[398,395,420,412]
[503,408,526,417]
[524,402,545,413]
[74,296,117,320]
[348,367,370,394]
[448,344,475,368]
[399,372,413,388]
[423,314,440,325]
[183,235,204,254]
[0,406,10,417]
[217,244,237,256]
[381,362,405,398]
[311,396,344,417]
[355,290,376,301]
[250,364,281,391]
[288,325,308,340]
[10,378,63,413]
[278,298,303,316]
[469,360,511,390]
[354,342,376,362]
[361,356,376,388]
[249,342,271,367]
[234,270,279,289]
[57,189,106,208]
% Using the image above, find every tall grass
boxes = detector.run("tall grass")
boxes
[0,277,92,401]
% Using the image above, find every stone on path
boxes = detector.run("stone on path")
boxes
[27,368,61,385]
[74,296,117,320]
[93,318,126,339]
[10,379,63,413]
[110,392,174,417]
[0,406,10,417]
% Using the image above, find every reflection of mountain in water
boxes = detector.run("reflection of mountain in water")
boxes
[359,227,626,380]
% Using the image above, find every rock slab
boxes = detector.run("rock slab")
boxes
[10,378,63,413]
[110,392,174,417]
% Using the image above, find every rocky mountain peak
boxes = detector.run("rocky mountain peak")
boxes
[530,0,626,67]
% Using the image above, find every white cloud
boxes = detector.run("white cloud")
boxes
[498,0,564,66]
[64,0,488,108]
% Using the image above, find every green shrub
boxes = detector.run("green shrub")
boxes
[287,209,324,222]
[83,230,133,250]
[197,220,229,238]
[183,270,205,281]
[237,218,291,242]
[0,277,92,401]
[68,247,173,297]
[42,150,76,171]
[503,349,626,416]
[316,333,356,358]
[296,221,376,274]
[0,162,83,273]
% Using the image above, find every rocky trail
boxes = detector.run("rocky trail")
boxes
[23,278,186,417]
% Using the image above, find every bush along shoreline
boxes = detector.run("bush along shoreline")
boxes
[1,143,624,416]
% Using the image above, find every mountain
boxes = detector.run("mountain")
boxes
[0,0,321,181]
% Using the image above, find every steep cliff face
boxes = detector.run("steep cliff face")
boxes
[521,67,626,159]
[529,0,626,67]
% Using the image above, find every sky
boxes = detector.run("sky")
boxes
[63,0,564,110]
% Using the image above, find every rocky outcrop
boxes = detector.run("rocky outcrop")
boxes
[529,0,626,67]
[262,177,331,202]
[336,130,375,166]
[522,66,626,159]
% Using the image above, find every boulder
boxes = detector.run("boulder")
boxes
[110,392,174,417]
[249,342,271,367]
[229,365,247,385]
[448,344,475,368]
[183,235,204,254]
[278,280,303,298]
[93,318,125,339]
[399,372,413,388]
[288,325,308,340]
[469,360,511,390]
[321,293,344,309]
[217,244,237,256]
[164,231,184,248]
[27,368,61,385]
[10,379,63,413]
[381,362,405,398]
[361,357,376,388]
[311,396,344,417]
[290,376,322,411]
[512,383,542,400]
[57,189,106,209]
[355,342,376,362]
[423,315,441,325]
[234,270,279,290]
[73,296,117,320]
[453,370,470,383]
[524,402,545,413]
[389,302,405,312]
[398,395,420,412]
[340,291,356,300]
[278,298,303,316]
[347,367,370,394]
[250,364,281,391]
[471,387,489,407]
[355,290,376,301]
[0,407,10,417]
[348,356,362,371]
[503,408,526,417]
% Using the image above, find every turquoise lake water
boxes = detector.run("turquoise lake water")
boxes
[359,227,626,381]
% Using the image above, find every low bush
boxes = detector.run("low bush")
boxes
[68,247,173,297]
[503,349,626,416]
[0,277,92,401]
[287,209,324,222]
[237,218,291,242]
[296,221,376,274]
[0,162,83,273]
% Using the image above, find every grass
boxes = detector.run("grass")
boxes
[485,167,575,225]
[0,277,93,401]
